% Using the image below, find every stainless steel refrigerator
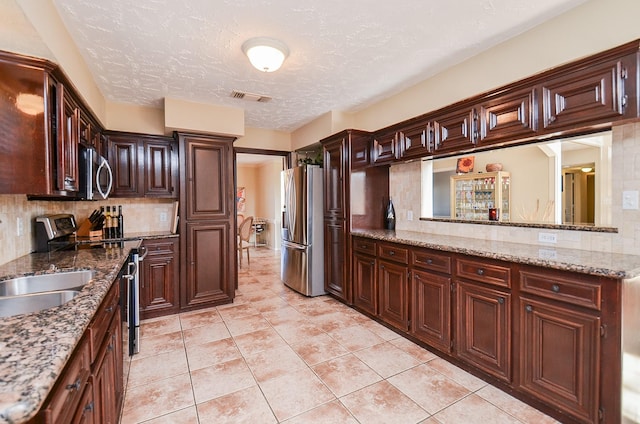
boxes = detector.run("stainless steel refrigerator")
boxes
[281,165,325,296]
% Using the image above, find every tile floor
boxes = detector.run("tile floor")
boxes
[120,247,559,424]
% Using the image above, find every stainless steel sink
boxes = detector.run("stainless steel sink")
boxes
[0,290,81,318]
[0,270,95,296]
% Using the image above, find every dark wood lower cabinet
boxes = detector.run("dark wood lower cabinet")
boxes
[183,222,233,309]
[519,296,601,424]
[455,280,511,382]
[411,269,451,353]
[353,251,377,315]
[140,238,179,319]
[324,220,349,302]
[377,259,409,331]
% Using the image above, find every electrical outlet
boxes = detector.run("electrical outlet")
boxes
[623,190,639,210]
[407,210,413,221]
[16,217,23,236]
[538,248,558,260]
[159,212,168,222]
[538,232,557,243]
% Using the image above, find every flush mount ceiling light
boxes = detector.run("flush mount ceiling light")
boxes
[242,37,289,72]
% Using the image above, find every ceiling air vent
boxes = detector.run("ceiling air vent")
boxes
[230,90,272,103]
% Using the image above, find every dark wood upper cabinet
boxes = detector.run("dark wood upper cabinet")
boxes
[323,136,346,219]
[398,121,431,160]
[107,132,177,199]
[542,57,632,131]
[57,84,80,193]
[371,130,397,164]
[477,87,538,147]
[432,108,476,154]
[350,134,371,169]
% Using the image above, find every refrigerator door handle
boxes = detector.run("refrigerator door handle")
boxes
[283,241,306,250]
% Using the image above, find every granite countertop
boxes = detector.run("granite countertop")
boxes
[352,229,640,279]
[0,233,174,423]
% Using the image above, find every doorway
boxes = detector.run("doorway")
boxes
[235,148,291,251]
[562,163,595,225]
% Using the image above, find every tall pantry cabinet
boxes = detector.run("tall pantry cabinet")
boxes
[321,130,389,304]
[177,133,237,311]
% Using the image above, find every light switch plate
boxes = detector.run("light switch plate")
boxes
[538,232,557,243]
[623,190,639,210]
[407,210,413,221]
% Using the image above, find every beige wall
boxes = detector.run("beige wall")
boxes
[236,165,258,219]
[164,97,245,137]
[236,127,292,151]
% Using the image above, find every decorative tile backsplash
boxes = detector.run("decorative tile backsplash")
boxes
[0,196,176,265]
[390,121,640,255]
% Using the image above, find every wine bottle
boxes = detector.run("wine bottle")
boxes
[118,205,124,238]
[111,205,118,238]
[104,206,111,239]
[385,198,396,230]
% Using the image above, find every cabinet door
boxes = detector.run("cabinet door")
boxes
[183,222,233,308]
[519,296,600,424]
[57,85,79,192]
[542,58,629,131]
[141,253,179,319]
[323,138,346,219]
[324,220,349,302]
[455,281,511,382]
[109,138,140,197]
[411,269,451,353]
[144,139,177,198]
[478,87,538,147]
[353,252,377,315]
[432,108,476,153]
[184,139,231,221]
[371,130,397,164]
[70,382,95,424]
[93,329,117,424]
[378,259,409,331]
[350,135,371,169]
[398,122,431,160]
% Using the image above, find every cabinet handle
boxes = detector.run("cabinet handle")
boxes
[498,297,505,304]
[66,378,81,391]
[381,265,385,270]
[476,268,485,276]
[426,258,433,265]
[105,305,114,313]
[84,401,94,413]
[360,245,367,249]
[370,261,375,266]
[389,251,395,256]
[525,305,533,313]
[551,284,560,293]
[107,343,114,352]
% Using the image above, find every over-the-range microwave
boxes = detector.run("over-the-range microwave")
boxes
[78,144,113,200]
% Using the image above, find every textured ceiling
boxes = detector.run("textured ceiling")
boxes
[51,0,586,132]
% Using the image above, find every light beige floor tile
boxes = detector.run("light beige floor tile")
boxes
[358,319,402,341]
[179,308,222,329]
[224,313,271,336]
[290,332,350,366]
[196,385,277,423]
[259,368,335,421]
[127,348,189,388]
[244,345,308,383]
[328,324,386,352]
[272,320,327,345]
[121,372,194,423]
[182,321,230,346]
[340,380,429,424]
[476,384,561,423]
[140,406,199,424]
[313,353,383,397]
[388,363,471,414]
[354,341,421,378]
[262,305,310,326]
[233,327,288,356]
[133,330,184,360]
[388,337,438,363]
[432,393,521,424]
[190,357,256,404]
[309,312,358,332]
[283,399,358,424]
[426,358,487,391]
[140,315,182,338]
[216,302,258,320]
[185,337,242,371]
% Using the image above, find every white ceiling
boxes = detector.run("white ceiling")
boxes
[49,0,586,133]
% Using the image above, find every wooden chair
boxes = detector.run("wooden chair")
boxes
[238,216,253,268]
[236,214,244,229]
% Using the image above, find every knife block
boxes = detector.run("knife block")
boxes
[76,219,102,239]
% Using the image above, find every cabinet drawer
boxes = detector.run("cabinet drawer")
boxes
[143,239,176,256]
[411,248,451,274]
[352,237,376,255]
[519,269,602,311]
[378,243,409,264]
[88,282,119,363]
[40,336,91,424]
[455,257,511,288]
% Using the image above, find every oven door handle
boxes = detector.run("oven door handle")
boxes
[123,260,137,280]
